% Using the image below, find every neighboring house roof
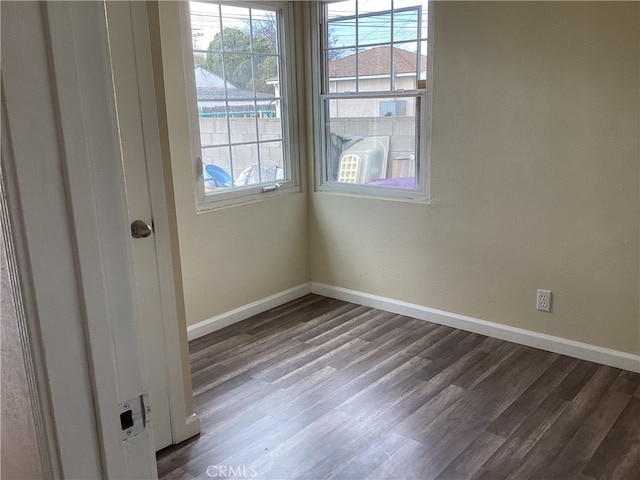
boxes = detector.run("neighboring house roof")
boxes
[195,64,238,90]
[194,65,275,101]
[328,46,427,78]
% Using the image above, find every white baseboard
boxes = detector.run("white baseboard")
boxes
[187,283,311,341]
[311,282,640,373]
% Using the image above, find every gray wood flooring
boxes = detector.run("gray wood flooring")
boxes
[157,294,640,480]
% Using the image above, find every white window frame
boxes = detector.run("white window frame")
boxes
[182,1,300,210]
[313,1,434,201]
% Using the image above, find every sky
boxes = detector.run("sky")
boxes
[189,0,428,53]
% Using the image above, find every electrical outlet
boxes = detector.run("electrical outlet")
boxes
[537,289,552,312]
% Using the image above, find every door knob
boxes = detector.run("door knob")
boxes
[131,220,153,239]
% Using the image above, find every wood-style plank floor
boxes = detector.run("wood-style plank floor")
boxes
[157,294,640,480]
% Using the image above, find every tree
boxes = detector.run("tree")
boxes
[248,12,277,52]
[205,28,275,94]
[193,52,206,67]
[327,39,354,61]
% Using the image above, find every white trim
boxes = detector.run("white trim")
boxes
[187,283,311,341]
[329,72,421,82]
[311,283,640,374]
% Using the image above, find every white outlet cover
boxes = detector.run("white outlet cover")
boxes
[537,289,552,312]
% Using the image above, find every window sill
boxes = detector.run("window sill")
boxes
[314,183,431,204]
[195,184,301,212]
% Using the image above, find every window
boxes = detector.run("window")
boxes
[315,0,431,198]
[380,99,407,117]
[186,1,298,209]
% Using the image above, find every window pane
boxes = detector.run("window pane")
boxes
[227,102,258,143]
[393,8,419,41]
[195,61,232,145]
[253,56,278,96]
[327,1,356,19]
[327,44,425,93]
[391,1,429,40]
[257,141,285,183]
[251,9,278,54]
[190,2,221,52]
[324,96,418,189]
[359,0,391,15]
[419,40,428,81]
[393,42,420,86]
[215,53,252,90]
[328,18,357,49]
[256,115,282,142]
[393,0,423,8]
[357,47,391,91]
[219,5,251,52]
[230,144,259,184]
[358,12,391,46]
[259,141,284,171]
[199,115,229,147]
[394,0,429,39]
[327,50,357,92]
[199,53,235,90]
[202,146,232,194]
[193,54,222,86]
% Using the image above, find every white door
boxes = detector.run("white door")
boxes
[105,2,201,451]
[105,1,172,450]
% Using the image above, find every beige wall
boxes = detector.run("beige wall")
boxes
[310,1,640,355]
[152,2,309,327]
[153,1,639,355]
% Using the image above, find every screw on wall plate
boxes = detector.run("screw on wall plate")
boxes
[127,429,132,436]
[123,403,129,410]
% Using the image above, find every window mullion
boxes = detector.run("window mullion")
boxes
[248,8,263,184]
[216,3,236,185]
[390,1,394,91]
[355,0,359,93]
